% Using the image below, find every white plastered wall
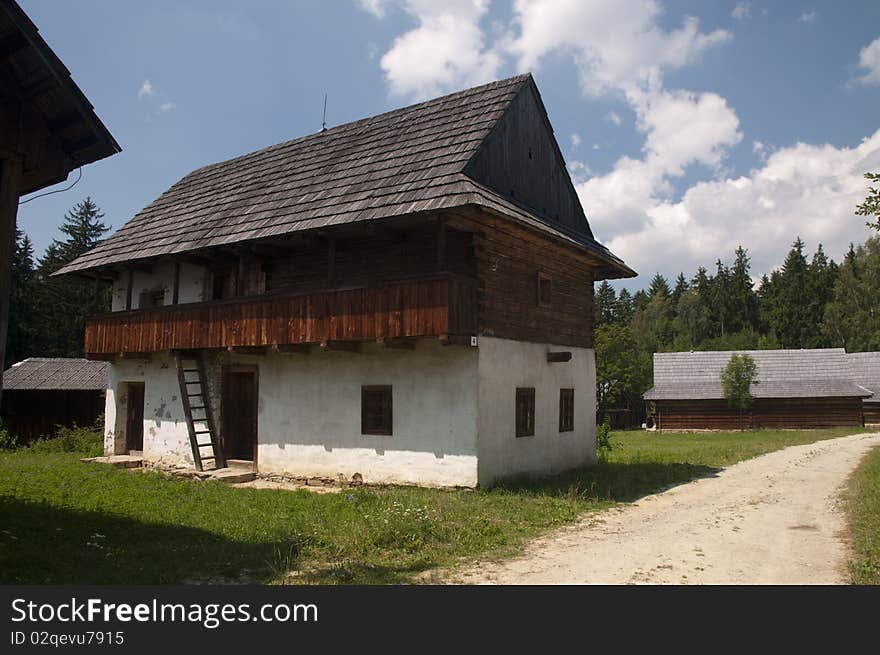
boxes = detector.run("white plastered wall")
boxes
[103,353,194,466]
[246,339,479,487]
[475,336,597,488]
[111,261,206,311]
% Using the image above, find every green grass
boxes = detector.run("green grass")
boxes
[845,445,880,585]
[0,426,867,585]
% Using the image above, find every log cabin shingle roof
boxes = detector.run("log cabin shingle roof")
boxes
[56,74,633,279]
[847,352,880,403]
[2,358,108,391]
[643,349,873,401]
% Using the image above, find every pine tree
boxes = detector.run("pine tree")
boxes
[615,288,635,325]
[671,272,688,306]
[32,198,111,357]
[5,230,36,366]
[648,273,671,298]
[770,237,810,348]
[710,259,731,337]
[728,246,758,333]
[594,280,617,326]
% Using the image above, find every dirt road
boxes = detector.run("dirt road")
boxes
[453,432,880,585]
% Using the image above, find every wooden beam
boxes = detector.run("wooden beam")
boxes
[227,346,268,355]
[0,157,21,405]
[439,334,474,347]
[546,351,572,363]
[320,340,360,353]
[172,262,180,305]
[124,269,133,311]
[377,337,415,350]
[436,218,447,272]
[327,237,336,285]
[271,344,311,354]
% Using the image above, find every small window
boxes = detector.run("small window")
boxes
[559,388,574,432]
[515,387,536,437]
[138,288,165,308]
[537,272,552,307]
[362,385,393,435]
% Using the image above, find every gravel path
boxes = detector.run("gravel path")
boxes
[453,432,880,585]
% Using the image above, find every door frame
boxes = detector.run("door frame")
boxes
[124,382,145,453]
[220,365,259,466]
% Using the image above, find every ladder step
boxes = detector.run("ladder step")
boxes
[185,380,202,385]
[182,369,199,373]
[190,406,205,410]
[194,430,211,434]
[187,393,203,397]
[197,443,214,448]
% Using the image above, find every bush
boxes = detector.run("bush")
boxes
[28,424,103,457]
[0,419,17,450]
[596,419,613,461]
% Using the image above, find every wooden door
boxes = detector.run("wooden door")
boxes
[125,383,145,452]
[221,368,258,462]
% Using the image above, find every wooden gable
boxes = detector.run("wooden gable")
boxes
[464,79,591,238]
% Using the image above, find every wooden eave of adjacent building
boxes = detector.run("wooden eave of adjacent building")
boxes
[0,0,120,194]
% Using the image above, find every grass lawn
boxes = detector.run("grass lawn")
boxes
[0,427,867,585]
[845,445,880,584]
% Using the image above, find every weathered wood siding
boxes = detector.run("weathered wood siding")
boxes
[446,209,595,348]
[85,275,476,354]
[864,402,880,426]
[464,83,591,236]
[266,228,473,294]
[1,390,105,443]
[655,397,865,431]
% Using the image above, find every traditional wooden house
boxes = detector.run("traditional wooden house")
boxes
[1,358,108,442]
[56,74,634,487]
[644,349,871,431]
[847,352,880,426]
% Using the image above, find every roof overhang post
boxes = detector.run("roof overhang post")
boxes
[0,155,22,407]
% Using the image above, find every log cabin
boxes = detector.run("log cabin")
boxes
[1,358,107,443]
[56,74,635,487]
[847,352,880,427]
[644,349,872,431]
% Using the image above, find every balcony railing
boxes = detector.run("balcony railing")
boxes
[85,274,477,355]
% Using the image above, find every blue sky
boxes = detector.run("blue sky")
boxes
[16,1,880,290]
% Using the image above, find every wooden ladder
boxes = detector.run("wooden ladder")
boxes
[174,351,223,471]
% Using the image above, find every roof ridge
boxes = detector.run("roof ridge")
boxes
[182,74,532,181]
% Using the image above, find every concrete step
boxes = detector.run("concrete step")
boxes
[208,468,256,484]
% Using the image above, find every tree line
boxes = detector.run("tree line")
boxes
[6,198,110,368]
[596,232,880,427]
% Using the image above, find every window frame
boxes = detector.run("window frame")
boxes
[361,385,393,436]
[559,388,575,433]
[537,271,552,308]
[515,387,536,438]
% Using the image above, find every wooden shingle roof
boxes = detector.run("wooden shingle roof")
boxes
[56,74,633,279]
[847,352,880,402]
[3,358,108,391]
[644,349,872,401]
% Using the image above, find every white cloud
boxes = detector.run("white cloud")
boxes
[507,0,730,96]
[138,80,154,98]
[857,37,880,86]
[798,11,817,23]
[584,130,880,282]
[358,0,388,17]
[731,2,751,20]
[606,110,622,126]
[364,0,500,100]
[137,79,175,117]
[159,102,176,113]
[570,132,582,148]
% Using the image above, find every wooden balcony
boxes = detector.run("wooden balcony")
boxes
[85,275,477,356]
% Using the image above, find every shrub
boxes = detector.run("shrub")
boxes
[0,419,17,450]
[28,424,103,457]
[596,419,613,461]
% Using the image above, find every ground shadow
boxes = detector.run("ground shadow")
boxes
[495,461,721,503]
[0,498,283,584]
